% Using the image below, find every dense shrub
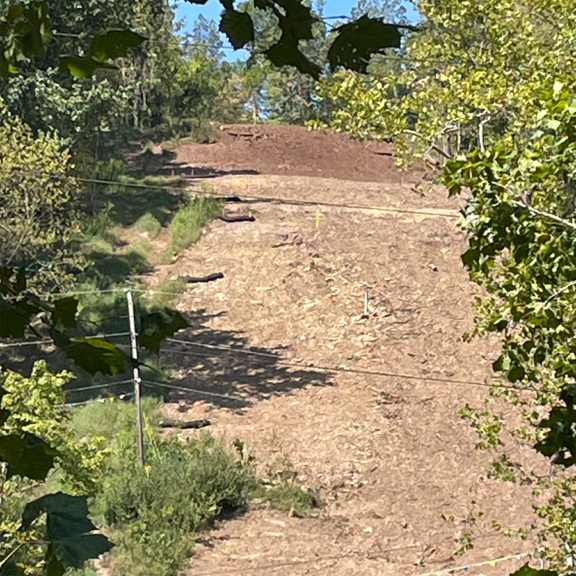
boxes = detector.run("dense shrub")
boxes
[98,433,257,576]
[0,98,86,291]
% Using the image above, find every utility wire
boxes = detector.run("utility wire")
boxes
[163,338,521,391]
[0,339,53,348]
[2,166,459,220]
[63,379,134,394]
[0,331,132,350]
[141,379,248,403]
[189,547,530,576]
[66,391,135,407]
[205,191,459,219]
[35,287,186,299]
[189,545,423,576]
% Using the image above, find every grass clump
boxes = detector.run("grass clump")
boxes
[123,237,154,258]
[97,432,257,576]
[130,212,162,239]
[70,396,161,444]
[148,276,188,307]
[255,482,321,518]
[65,402,321,576]
[164,196,223,259]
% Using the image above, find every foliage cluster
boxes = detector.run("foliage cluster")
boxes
[312,0,576,164]
[0,98,85,292]
[0,361,111,575]
[72,400,318,576]
[445,83,576,570]
[99,432,256,576]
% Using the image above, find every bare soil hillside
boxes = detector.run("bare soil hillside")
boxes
[139,125,542,576]
[163,124,426,184]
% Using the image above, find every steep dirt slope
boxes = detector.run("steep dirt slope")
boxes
[141,127,542,576]
[166,123,426,184]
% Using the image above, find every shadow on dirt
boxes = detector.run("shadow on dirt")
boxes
[127,148,260,181]
[0,307,331,411]
[153,310,332,412]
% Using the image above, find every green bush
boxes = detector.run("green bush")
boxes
[70,396,162,446]
[123,237,154,258]
[130,213,162,239]
[149,276,188,308]
[64,401,322,576]
[98,433,257,576]
[255,482,321,518]
[164,197,223,259]
[0,98,86,290]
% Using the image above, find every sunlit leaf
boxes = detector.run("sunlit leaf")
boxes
[66,337,128,375]
[510,562,558,576]
[59,57,116,77]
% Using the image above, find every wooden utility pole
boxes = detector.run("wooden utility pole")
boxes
[126,290,145,466]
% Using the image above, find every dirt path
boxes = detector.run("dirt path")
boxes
[139,165,542,576]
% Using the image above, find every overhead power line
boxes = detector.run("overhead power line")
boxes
[0,331,132,350]
[63,379,134,394]
[142,379,247,403]
[205,191,460,219]
[2,166,460,220]
[189,547,531,576]
[163,337,521,391]
[66,391,135,408]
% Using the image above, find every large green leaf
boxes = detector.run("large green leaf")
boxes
[66,337,128,375]
[328,16,402,73]
[266,38,322,79]
[274,0,316,41]
[0,267,26,296]
[21,492,113,572]
[139,310,189,354]
[510,563,558,576]
[21,1,52,57]
[0,562,24,576]
[59,57,116,78]
[0,298,40,339]
[534,385,576,467]
[0,432,58,480]
[219,10,254,49]
[51,297,78,330]
[89,30,147,61]
[0,1,52,72]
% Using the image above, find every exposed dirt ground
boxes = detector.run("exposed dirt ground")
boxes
[141,125,542,576]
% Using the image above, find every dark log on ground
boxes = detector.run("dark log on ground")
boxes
[219,214,256,223]
[160,418,211,429]
[181,272,224,283]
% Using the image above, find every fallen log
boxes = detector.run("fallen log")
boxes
[219,214,256,223]
[160,418,211,430]
[181,272,224,283]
